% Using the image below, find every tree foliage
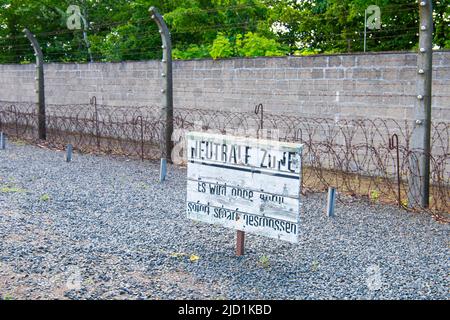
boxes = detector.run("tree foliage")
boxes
[0,0,448,63]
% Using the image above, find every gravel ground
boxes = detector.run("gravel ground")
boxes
[0,141,448,300]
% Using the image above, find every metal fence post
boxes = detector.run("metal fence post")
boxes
[0,132,6,150]
[23,28,46,140]
[408,1,433,208]
[138,116,144,161]
[326,187,336,217]
[159,158,167,182]
[90,96,100,149]
[149,7,174,164]
[254,103,264,138]
[66,144,73,162]
[389,134,402,207]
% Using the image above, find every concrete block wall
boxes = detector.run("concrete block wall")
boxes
[0,51,449,121]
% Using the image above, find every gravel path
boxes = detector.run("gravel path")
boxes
[0,141,448,300]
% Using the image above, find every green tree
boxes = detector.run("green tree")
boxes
[267,0,449,54]
[236,32,284,57]
[209,32,234,59]
[0,0,448,63]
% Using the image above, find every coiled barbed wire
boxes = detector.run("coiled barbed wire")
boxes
[0,101,448,220]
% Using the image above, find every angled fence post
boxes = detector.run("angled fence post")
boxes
[149,7,173,165]
[408,1,433,208]
[23,28,46,140]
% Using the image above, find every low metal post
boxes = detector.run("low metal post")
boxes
[0,132,6,150]
[159,158,167,182]
[66,144,73,162]
[327,187,336,217]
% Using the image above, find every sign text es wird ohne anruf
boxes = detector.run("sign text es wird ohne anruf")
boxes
[186,132,302,243]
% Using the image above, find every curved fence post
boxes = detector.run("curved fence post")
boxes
[23,28,46,140]
[149,7,173,164]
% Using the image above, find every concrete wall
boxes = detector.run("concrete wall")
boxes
[0,51,449,121]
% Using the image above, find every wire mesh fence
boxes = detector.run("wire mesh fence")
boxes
[0,100,448,220]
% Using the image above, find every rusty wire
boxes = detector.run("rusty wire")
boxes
[0,101,448,220]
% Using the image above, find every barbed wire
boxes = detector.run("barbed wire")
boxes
[0,3,423,45]
[0,20,420,48]
[0,32,421,63]
[0,101,448,220]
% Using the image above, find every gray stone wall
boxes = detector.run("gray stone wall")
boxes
[0,51,449,121]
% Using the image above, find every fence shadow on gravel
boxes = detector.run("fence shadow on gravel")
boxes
[0,101,448,220]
